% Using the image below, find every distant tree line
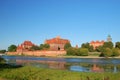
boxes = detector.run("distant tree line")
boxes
[7,44,50,52]
[64,41,120,57]
[7,41,120,57]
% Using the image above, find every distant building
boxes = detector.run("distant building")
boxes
[44,36,70,51]
[17,41,35,52]
[90,40,104,49]
[107,35,112,42]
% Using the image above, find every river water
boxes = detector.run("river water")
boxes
[1,55,120,73]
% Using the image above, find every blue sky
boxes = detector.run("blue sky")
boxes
[0,0,120,50]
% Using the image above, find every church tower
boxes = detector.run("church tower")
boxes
[107,35,112,42]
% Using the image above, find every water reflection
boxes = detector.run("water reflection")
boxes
[2,55,120,73]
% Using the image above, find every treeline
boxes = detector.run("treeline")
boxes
[2,41,120,57]
[6,44,50,52]
[64,42,120,57]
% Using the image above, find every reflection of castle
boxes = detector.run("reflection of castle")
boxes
[45,36,70,51]
[16,60,66,70]
[91,64,104,72]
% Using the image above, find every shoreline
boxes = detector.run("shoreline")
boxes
[3,54,120,59]
[57,55,120,59]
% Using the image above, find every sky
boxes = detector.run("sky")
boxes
[0,0,120,50]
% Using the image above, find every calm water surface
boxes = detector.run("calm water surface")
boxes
[1,55,120,73]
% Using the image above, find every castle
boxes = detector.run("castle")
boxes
[90,35,112,49]
[17,41,35,52]
[45,36,70,51]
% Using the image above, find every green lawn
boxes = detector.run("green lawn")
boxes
[0,65,120,80]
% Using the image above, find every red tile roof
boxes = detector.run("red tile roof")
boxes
[45,36,70,44]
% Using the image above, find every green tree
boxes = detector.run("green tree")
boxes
[0,50,6,53]
[30,46,40,51]
[8,45,17,52]
[79,48,89,56]
[81,43,94,52]
[66,47,89,56]
[103,42,113,49]
[66,47,76,55]
[95,46,104,52]
[101,48,112,57]
[64,43,72,50]
[40,44,50,50]
[115,42,120,49]
[0,57,6,63]
[112,48,120,56]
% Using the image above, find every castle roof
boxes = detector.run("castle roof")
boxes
[22,41,34,46]
[45,36,70,44]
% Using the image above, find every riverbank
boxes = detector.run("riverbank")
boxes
[0,66,120,80]
[57,55,120,59]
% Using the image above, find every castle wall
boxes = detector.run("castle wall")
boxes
[7,50,66,57]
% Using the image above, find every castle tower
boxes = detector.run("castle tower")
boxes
[107,35,112,42]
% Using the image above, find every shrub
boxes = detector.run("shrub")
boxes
[112,48,120,56]
[0,57,6,63]
[66,48,88,56]
[101,48,112,57]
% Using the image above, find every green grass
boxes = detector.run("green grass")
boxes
[0,66,120,80]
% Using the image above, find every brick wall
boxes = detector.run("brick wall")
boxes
[7,50,66,57]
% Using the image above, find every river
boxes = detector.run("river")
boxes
[1,55,120,73]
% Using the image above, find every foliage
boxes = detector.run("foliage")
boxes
[112,48,120,56]
[30,46,40,51]
[64,43,72,50]
[0,50,6,53]
[40,44,50,50]
[79,48,89,56]
[0,57,6,63]
[103,42,114,49]
[81,43,94,52]
[95,46,105,52]
[0,66,120,80]
[101,48,112,57]
[8,45,17,52]
[66,47,88,56]
[66,47,76,55]
[115,42,120,49]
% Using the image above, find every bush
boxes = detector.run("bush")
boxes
[79,48,89,56]
[66,48,88,56]
[112,48,120,56]
[0,57,6,63]
[101,48,112,57]
[66,47,76,55]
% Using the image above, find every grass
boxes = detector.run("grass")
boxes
[0,65,120,80]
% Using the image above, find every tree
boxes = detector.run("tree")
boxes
[30,46,40,51]
[0,57,6,63]
[8,45,17,52]
[40,44,50,50]
[0,50,6,53]
[66,47,76,55]
[103,42,113,49]
[95,46,104,52]
[79,48,89,56]
[66,47,89,56]
[64,43,72,50]
[115,42,120,49]
[81,43,94,52]
[101,48,112,57]
[112,48,120,56]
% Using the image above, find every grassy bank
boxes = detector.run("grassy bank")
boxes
[0,65,120,80]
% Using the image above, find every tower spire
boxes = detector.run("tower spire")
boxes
[107,35,112,42]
